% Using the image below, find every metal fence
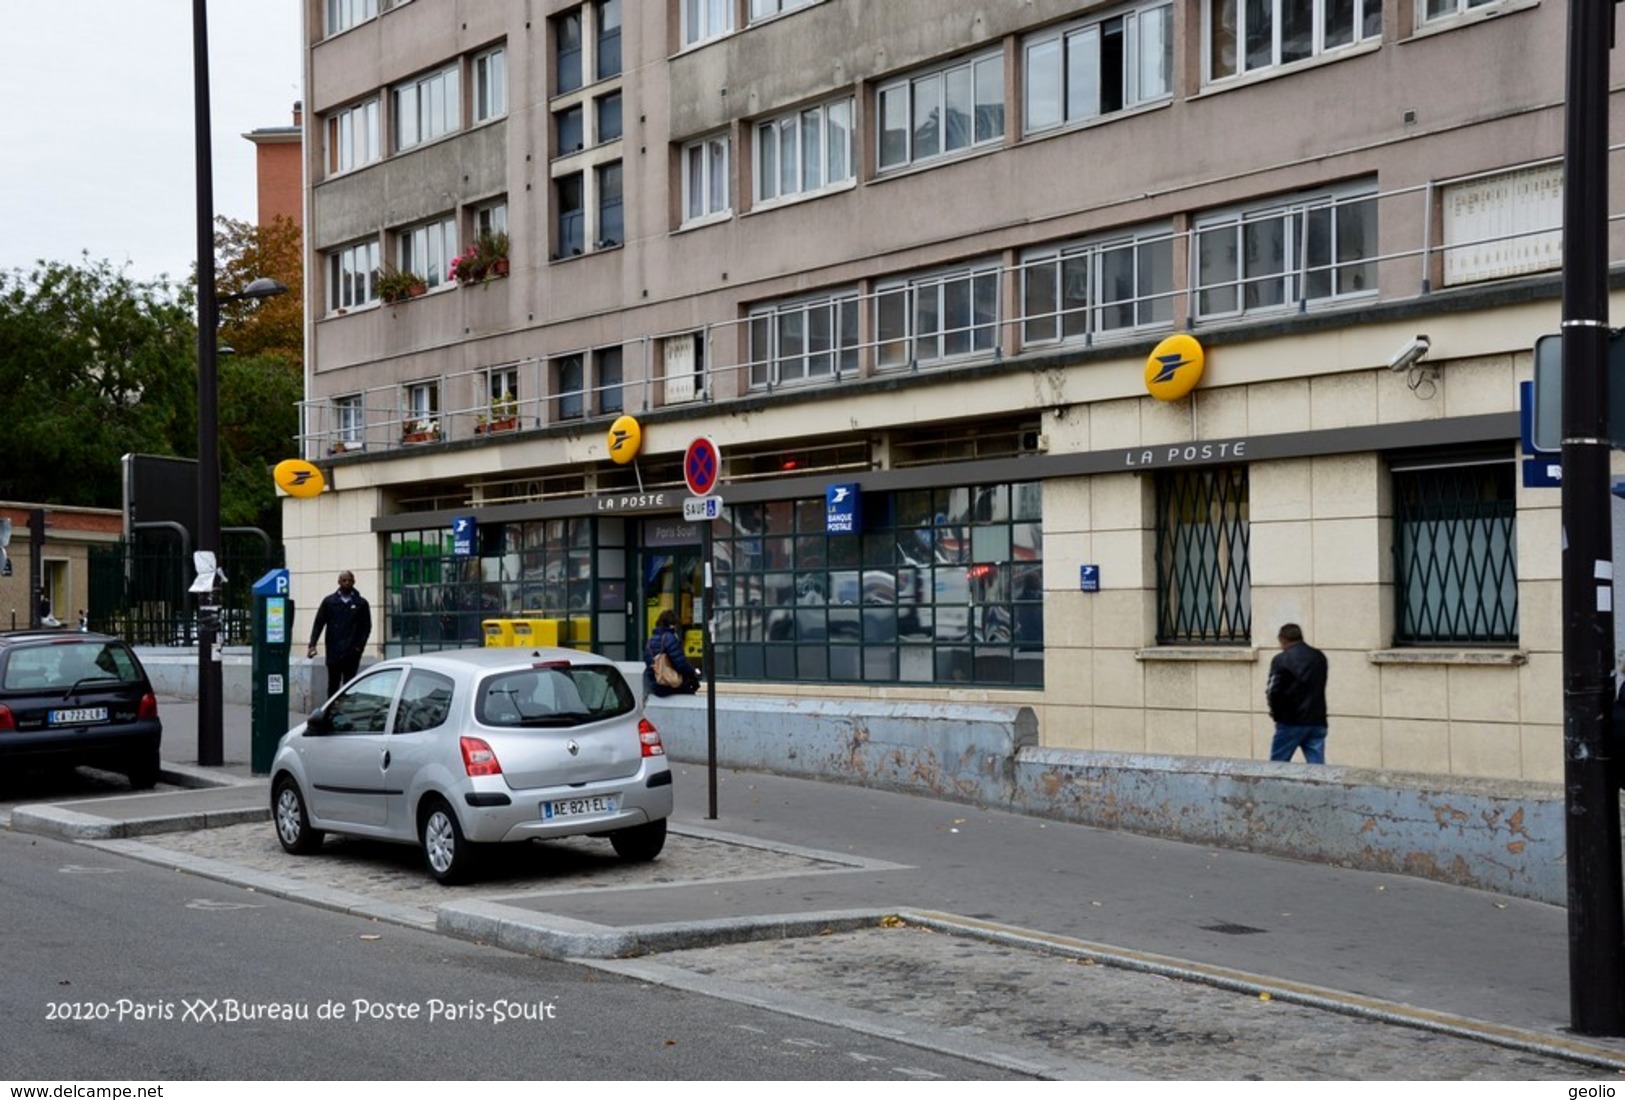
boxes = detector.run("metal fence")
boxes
[88,534,283,647]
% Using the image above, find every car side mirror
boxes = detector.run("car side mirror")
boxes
[305,710,331,735]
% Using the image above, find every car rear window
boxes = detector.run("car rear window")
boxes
[477,664,634,728]
[3,641,145,691]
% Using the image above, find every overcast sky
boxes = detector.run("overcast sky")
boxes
[0,4,304,286]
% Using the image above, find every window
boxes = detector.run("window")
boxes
[399,216,457,288]
[557,105,585,154]
[325,99,380,175]
[1420,0,1501,20]
[749,294,860,388]
[1024,4,1173,134]
[394,670,456,733]
[596,346,624,414]
[1021,226,1174,344]
[597,162,624,247]
[394,66,461,152]
[711,483,1044,686]
[597,91,623,142]
[1207,0,1380,82]
[335,394,365,446]
[1195,185,1377,319]
[556,11,583,95]
[749,0,817,21]
[596,0,621,80]
[1442,163,1562,287]
[1393,457,1517,643]
[326,239,381,312]
[556,174,585,256]
[683,135,732,222]
[405,381,440,426]
[877,50,1005,172]
[556,355,585,420]
[326,0,377,36]
[1155,467,1250,644]
[756,97,854,203]
[474,48,507,123]
[473,200,508,240]
[488,367,519,408]
[875,265,1000,368]
[682,0,734,45]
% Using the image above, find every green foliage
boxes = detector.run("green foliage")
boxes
[0,233,303,538]
[0,256,197,510]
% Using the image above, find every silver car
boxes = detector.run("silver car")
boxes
[269,648,673,884]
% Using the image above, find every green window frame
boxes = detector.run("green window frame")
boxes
[1155,466,1251,644]
[1392,457,1518,644]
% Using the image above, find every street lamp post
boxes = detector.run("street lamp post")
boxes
[193,0,287,765]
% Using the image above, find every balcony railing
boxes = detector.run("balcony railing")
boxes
[298,151,1596,460]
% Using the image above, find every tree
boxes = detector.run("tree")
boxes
[0,257,197,509]
[213,216,304,537]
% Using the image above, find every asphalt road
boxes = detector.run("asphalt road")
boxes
[0,829,1028,1082]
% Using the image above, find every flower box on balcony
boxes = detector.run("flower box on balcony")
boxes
[475,416,519,435]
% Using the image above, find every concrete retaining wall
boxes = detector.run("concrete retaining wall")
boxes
[136,649,337,717]
[648,695,1568,904]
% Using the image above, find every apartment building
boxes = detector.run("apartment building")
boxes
[292,0,1622,783]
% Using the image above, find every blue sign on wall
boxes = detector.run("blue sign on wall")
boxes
[453,516,477,557]
[1080,565,1101,592]
[826,483,862,534]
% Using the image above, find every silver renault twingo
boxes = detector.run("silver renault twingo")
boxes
[270,648,672,884]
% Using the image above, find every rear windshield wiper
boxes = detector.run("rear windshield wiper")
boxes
[63,675,119,699]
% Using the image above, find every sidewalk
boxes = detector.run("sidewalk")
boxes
[21,695,1622,1073]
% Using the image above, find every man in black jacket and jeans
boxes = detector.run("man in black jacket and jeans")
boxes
[307,570,372,702]
[1266,622,1329,763]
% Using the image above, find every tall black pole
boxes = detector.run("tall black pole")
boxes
[193,0,224,767]
[1560,0,1624,1036]
[704,523,718,820]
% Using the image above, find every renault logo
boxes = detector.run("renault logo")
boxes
[567,740,580,756]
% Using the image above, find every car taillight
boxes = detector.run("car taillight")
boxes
[638,717,665,757]
[138,693,159,720]
[460,736,502,776]
[0,705,14,731]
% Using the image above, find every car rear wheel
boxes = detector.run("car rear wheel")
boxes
[610,818,667,863]
[273,777,324,854]
[420,797,478,885]
[123,750,160,790]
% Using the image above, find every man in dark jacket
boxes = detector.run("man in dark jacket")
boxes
[644,609,701,697]
[307,570,372,701]
[1265,622,1329,763]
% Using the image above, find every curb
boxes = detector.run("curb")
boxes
[12,802,268,840]
[436,899,892,959]
[895,911,1625,1073]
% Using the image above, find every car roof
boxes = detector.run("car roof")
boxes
[386,647,618,674]
[0,629,123,646]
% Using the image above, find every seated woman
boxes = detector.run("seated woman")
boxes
[644,609,702,697]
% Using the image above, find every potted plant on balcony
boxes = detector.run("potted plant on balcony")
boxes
[478,231,510,279]
[449,244,486,285]
[476,391,520,434]
[379,266,428,303]
[401,416,440,444]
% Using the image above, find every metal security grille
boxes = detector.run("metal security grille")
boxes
[1155,467,1251,643]
[1393,461,1518,644]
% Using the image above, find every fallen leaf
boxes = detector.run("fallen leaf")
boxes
[880,915,906,928]
[1493,902,1508,910]
[1091,901,1102,907]
[1259,992,1273,1003]
[952,818,966,824]
[665,1040,677,1047]
[359,934,382,941]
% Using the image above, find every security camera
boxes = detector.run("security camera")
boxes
[1387,335,1431,372]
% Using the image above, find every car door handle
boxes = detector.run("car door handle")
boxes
[381,750,391,769]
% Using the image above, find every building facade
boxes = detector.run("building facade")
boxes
[292,0,1625,783]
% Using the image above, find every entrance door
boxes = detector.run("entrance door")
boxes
[635,519,705,666]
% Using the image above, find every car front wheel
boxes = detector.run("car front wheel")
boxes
[420,798,478,885]
[610,818,667,863]
[273,777,324,854]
